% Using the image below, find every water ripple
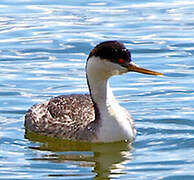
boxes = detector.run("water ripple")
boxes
[0,0,194,179]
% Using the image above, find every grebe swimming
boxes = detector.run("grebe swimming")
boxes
[25,41,162,142]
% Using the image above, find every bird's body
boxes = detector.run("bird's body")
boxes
[25,94,96,141]
[25,41,162,143]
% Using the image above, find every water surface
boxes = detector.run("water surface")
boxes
[0,0,194,179]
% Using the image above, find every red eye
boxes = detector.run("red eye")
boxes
[118,58,125,64]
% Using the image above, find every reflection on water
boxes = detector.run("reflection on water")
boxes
[25,130,133,179]
[1,0,194,179]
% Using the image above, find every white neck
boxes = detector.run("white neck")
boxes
[86,57,135,142]
[87,71,115,107]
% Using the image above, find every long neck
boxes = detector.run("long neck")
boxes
[86,57,118,117]
[87,74,114,107]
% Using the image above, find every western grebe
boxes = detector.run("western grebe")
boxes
[25,41,162,142]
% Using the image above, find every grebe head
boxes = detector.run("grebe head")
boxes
[86,41,162,79]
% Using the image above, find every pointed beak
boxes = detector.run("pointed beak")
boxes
[126,62,163,76]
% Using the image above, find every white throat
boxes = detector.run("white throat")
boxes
[86,56,135,142]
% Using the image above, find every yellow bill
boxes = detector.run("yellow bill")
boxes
[127,63,163,76]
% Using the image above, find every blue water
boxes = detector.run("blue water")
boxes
[0,0,194,179]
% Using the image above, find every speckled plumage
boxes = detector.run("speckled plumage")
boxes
[25,94,99,141]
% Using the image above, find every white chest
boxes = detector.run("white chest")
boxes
[94,102,135,142]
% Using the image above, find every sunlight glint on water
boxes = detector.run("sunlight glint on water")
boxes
[0,0,194,179]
